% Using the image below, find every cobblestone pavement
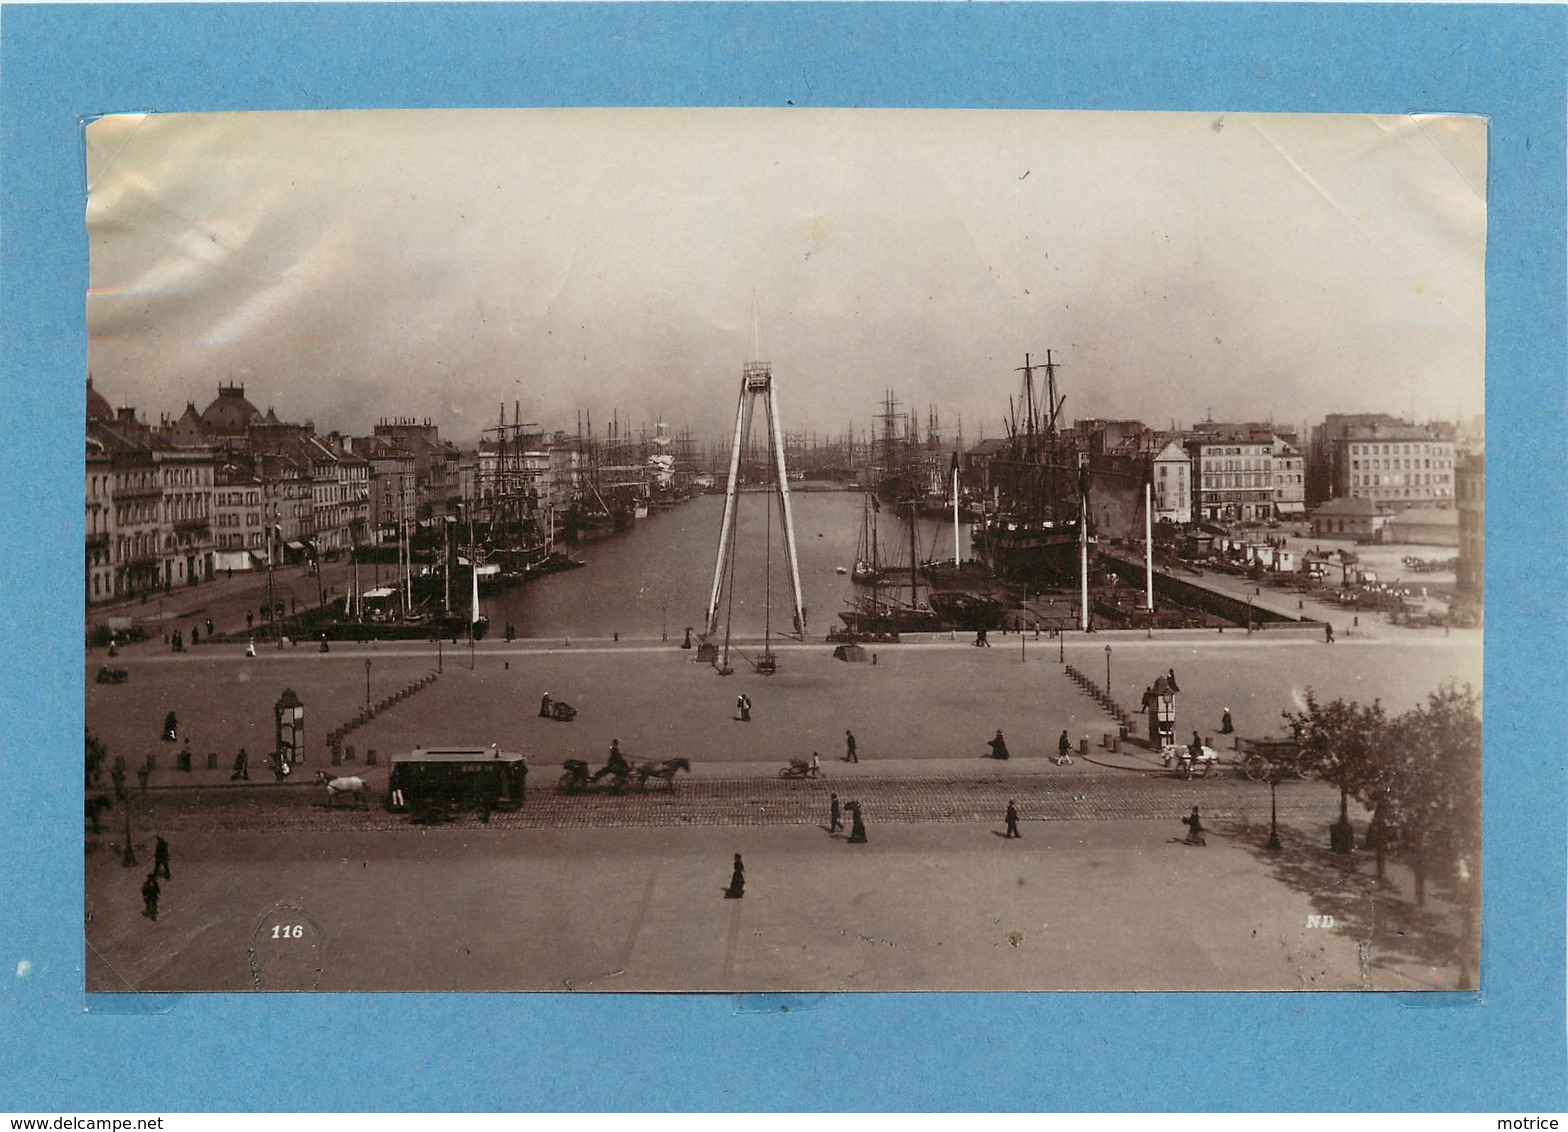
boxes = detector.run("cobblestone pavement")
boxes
[127,770,1343,833]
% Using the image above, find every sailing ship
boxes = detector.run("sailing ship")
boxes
[971,351,1088,586]
[840,428,942,634]
[851,492,885,585]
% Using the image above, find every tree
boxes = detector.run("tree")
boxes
[1283,692,1389,854]
[1386,684,1482,902]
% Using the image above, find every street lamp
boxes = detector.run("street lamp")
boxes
[365,658,372,711]
[1104,644,1112,699]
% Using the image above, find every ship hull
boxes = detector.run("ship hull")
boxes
[973,520,1084,586]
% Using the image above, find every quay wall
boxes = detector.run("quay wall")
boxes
[1099,551,1308,627]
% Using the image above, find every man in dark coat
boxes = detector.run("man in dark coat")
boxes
[844,730,858,763]
[141,873,161,921]
[153,835,171,879]
[1057,730,1073,764]
[986,730,1010,760]
[232,748,250,781]
[1220,709,1234,735]
[1004,800,1021,839]
[829,792,843,834]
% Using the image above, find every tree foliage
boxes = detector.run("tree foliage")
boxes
[1283,691,1389,820]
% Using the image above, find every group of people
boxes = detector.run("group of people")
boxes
[981,729,1073,764]
[825,792,868,843]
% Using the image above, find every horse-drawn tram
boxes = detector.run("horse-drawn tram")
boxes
[385,746,528,814]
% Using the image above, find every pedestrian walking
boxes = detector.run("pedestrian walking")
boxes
[986,730,1010,760]
[1056,729,1073,765]
[245,638,256,658]
[231,748,250,781]
[191,626,199,646]
[1220,709,1234,735]
[137,764,151,794]
[539,692,553,718]
[847,802,868,844]
[205,618,213,638]
[1004,800,1021,839]
[1181,806,1207,846]
[734,694,752,722]
[724,853,745,899]
[141,873,160,921]
[1324,622,1335,643]
[975,626,990,647]
[247,610,254,631]
[844,729,858,763]
[153,835,171,879]
[829,791,843,834]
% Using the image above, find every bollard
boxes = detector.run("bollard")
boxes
[1078,737,1089,755]
[345,745,355,763]
[366,749,377,767]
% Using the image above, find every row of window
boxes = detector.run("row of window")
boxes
[162,466,210,487]
[1352,458,1447,471]
[1349,443,1450,456]
[215,512,262,528]
[1351,473,1452,487]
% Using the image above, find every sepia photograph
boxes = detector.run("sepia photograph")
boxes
[82,107,1485,995]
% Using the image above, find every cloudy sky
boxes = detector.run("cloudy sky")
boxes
[86,108,1485,448]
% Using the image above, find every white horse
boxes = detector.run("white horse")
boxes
[316,770,370,809]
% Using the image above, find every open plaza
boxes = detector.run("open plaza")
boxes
[84,613,1481,994]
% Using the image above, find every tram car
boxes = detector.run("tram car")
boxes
[385,746,528,814]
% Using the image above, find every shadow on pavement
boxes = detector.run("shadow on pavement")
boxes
[1214,816,1470,990]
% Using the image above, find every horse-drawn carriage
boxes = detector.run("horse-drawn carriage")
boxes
[557,757,691,794]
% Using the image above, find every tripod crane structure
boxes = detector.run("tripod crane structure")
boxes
[705,360,807,643]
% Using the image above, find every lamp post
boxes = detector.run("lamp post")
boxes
[1059,620,1065,664]
[1104,644,1112,699]
[364,658,372,711]
[662,603,668,643]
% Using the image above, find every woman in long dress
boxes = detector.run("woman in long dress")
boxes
[724,853,745,898]
[848,802,868,844]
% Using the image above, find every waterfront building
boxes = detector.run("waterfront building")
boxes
[1185,425,1277,523]
[1271,437,1306,517]
[212,460,268,571]
[1151,440,1192,525]
[89,416,161,599]
[1455,453,1484,601]
[155,443,217,586]
[1310,413,1455,509]
[372,418,464,520]
[356,441,417,540]
[1309,496,1382,540]
[256,452,311,560]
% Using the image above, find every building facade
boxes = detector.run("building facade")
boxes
[1151,440,1192,525]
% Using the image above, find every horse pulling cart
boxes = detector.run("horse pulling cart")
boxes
[557,757,691,794]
